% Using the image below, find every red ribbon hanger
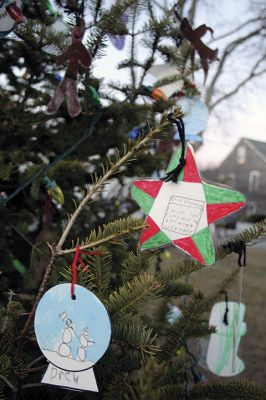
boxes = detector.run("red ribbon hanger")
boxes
[71,246,101,299]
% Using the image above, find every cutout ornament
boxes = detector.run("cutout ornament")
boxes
[47,18,92,118]
[131,144,246,265]
[206,302,246,376]
[34,283,111,392]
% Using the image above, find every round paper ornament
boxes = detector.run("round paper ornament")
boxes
[174,96,208,137]
[0,0,23,37]
[34,283,111,392]
[206,301,246,377]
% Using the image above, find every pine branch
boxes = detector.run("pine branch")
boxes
[112,318,158,360]
[121,251,152,284]
[60,249,112,300]
[57,110,182,250]
[158,218,266,285]
[190,380,266,400]
[150,384,184,399]
[60,217,144,255]
[103,373,133,400]
[159,292,204,359]
[18,108,183,343]
[107,274,162,318]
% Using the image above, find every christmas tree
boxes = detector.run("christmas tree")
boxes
[0,1,266,399]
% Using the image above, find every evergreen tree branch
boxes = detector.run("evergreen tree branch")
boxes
[0,374,16,392]
[57,110,182,250]
[190,380,266,400]
[17,252,57,341]
[59,217,144,255]
[112,319,158,360]
[19,109,182,342]
[107,274,162,318]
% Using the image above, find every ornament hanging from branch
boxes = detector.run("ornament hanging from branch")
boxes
[179,17,218,83]
[131,115,246,265]
[171,82,208,138]
[34,282,111,391]
[108,12,128,50]
[47,17,92,118]
[44,176,64,206]
[206,301,246,376]
[0,0,24,37]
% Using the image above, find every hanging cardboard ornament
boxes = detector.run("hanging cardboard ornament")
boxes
[166,304,182,325]
[180,18,218,83]
[0,0,23,37]
[47,18,92,118]
[108,13,128,50]
[131,144,246,265]
[174,96,208,137]
[206,301,246,376]
[44,176,64,206]
[34,283,111,392]
[148,64,183,98]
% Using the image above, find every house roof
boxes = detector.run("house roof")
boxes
[243,138,266,163]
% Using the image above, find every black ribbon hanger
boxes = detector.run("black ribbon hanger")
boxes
[161,113,186,183]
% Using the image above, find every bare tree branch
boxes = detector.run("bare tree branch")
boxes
[210,16,264,43]
[205,26,264,106]
[209,54,266,110]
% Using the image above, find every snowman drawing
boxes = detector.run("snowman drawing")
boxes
[77,328,95,362]
[58,312,75,358]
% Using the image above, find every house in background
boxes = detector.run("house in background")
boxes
[203,138,266,221]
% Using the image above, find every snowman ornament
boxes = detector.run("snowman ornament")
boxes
[58,312,75,358]
[34,284,111,392]
[77,328,94,361]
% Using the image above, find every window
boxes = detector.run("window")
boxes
[237,146,246,164]
[246,201,257,217]
[248,170,260,192]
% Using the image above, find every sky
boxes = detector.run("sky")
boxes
[90,0,266,170]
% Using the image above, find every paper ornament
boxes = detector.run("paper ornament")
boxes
[47,18,92,118]
[174,96,208,137]
[206,302,246,376]
[166,304,182,325]
[131,144,246,265]
[148,64,182,98]
[0,0,23,37]
[128,127,141,140]
[87,86,101,108]
[34,283,111,392]
[180,18,218,83]
[44,176,64,205]
[108,13,128,50]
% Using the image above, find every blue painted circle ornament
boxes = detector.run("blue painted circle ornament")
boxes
[174,96,208,138]
[0,0,23,37]
[34,283,111,373]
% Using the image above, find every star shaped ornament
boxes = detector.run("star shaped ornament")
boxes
[132,144,246,265]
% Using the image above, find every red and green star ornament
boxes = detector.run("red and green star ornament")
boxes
[131,144,246,265]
